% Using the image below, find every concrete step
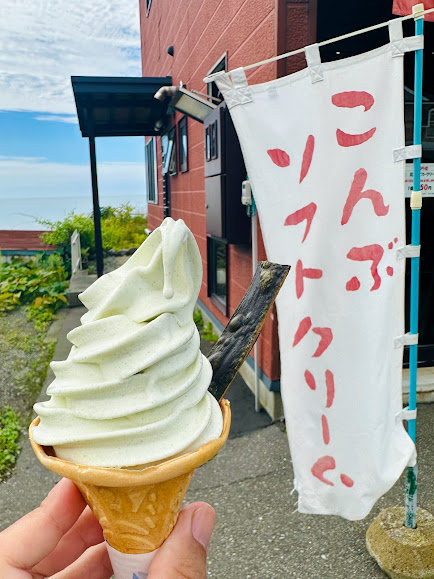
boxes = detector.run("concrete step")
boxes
[66,270,97,307]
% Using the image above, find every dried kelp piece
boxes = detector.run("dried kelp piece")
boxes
[207,261,290,401]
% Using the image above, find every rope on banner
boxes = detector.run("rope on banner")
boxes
[204,7,434,81]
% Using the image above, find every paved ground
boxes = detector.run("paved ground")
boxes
[0,306,432,578]
[190,404,433,579]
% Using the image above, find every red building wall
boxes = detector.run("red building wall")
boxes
[139,0,315,386]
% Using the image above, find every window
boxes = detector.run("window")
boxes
[145,137,158,204]
[426,107,434,140]
[207,237,228,314]
[168,126,177,176]
[207,54,227,103]
[205,120,218,162]
[178,116,188,173]
[161,128,177,176]
[146,0,152,16]
[210,121,218,159]
[161,134,169,172]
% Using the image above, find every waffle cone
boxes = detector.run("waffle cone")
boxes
[29,399,231,554]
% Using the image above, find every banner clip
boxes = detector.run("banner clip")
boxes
[305,44,323,83]
[411,190,423,210]
[394,333,419,348]
[212,69,253,109]
[401,407,417,421]
[389,20,424,56]
[393,145,422,162]
[396,245,421,260]
[413,3,425,20]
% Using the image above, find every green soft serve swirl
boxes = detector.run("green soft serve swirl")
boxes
[33,218,223,467]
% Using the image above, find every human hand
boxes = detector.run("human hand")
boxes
[0,478,215,579]
[148,502,216,579]
[0,478,112,578]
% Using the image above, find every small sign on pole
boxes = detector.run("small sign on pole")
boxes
[405,163,434,197]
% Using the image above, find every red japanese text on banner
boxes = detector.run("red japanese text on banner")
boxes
[214,39,416,520]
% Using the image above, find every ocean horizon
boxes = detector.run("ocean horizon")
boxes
[0,194,148,230]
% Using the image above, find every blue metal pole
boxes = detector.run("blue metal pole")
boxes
[404,8,424,530]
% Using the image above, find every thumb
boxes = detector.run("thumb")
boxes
[148,502,215,579]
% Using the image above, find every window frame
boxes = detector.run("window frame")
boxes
[161,133,171,175]
[207,53,227,102]
[426,107,434,140]
[207,236,228,315]
[178,116,188,173]
[168,126,177,176]
[205,120,218,162]
[145,137,158,204]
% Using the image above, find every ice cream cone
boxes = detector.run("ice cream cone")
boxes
[29,399,230,554]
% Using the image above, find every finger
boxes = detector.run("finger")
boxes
[0,561,33,579]
[32,506,104,576]
[148,502,215,579]
[0,479,86,570]
[51,542,112,579]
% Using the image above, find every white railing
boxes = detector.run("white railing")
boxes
[71,229,82,275]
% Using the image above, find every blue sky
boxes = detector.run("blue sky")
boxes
[0,1,147,229]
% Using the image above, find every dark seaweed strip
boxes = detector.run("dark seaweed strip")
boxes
[207,261,290,401]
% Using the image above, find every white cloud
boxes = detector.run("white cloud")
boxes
[34,115,78,124]
[0,156,145,199]
[0,155,46,162]
[0,1,141,117]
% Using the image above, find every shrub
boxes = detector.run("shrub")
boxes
[194,310,218,343]
[0,254,68,329]
[39,213,95,255]
[39,204,148,259]
[38,213,95,274]
[193,308,204,328]
[101,205,148,251]
[200,321,219,343]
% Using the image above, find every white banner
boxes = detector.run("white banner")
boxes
[215,35,416,519]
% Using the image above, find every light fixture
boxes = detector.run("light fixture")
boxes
[170,87,218,122]
[154,85,218,123]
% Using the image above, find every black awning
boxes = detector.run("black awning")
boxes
[71,76,173,137]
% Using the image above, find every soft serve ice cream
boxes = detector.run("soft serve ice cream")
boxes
[33,218,223,468]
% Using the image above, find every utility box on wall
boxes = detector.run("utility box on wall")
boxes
[204,103,250,244]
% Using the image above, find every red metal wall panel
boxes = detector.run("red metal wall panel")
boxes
[0,231,55,251]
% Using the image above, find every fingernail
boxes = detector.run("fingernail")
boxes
[191,506,214,551]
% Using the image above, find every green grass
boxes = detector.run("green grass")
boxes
[0,310,57,480]
[4,328,56,404]
[0,406,22,479]
[19,338,56,401]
